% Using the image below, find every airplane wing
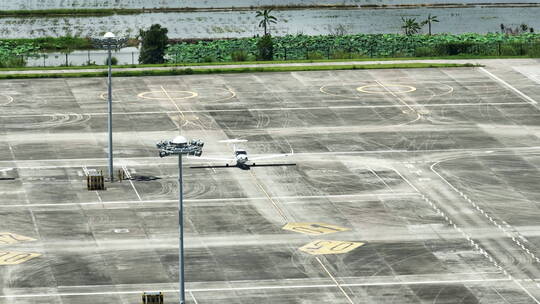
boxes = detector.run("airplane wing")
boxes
[190,156,234,162]
[250,154,290,161]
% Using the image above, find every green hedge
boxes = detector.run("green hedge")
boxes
[0,41,38,67]
[166,33,540,63]
[0,36,92,51]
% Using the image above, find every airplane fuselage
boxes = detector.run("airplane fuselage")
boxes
[235,150,248,165]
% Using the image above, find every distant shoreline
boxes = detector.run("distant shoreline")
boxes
[1,3,540,18]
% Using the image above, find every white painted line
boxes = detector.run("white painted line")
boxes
[368,168,394,193]
[0,102,530,119]
[0,192,419,208]
[95,190,103,203]
[189,291,199,304]
[249,170,289,222]
[0,278,513,299]
[122,165,142,201]
[514,279,540,304]
[315,257,354,304]
[2,146,539,170]
[399,163,512,287]
[479,67,538,105]
[375,80,418,114]
[391,168,420,193]
[430,160,540,269]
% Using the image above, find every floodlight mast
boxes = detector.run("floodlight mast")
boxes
[91,32,127,182]
[156,136,204,304]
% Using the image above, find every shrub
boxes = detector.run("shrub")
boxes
[527,44,540,57]
[231,50,248,61]
[330,51,365,59]
[499,44,519,56]
[414,46,435,57]
[202,55,214,63]
[139,24,169,64]
[105,56,118,65]
[306,51,324,60]
[166,33,540,63]
[0,56,26,68]
[439,42,473,55]
[331,50,350,59]
[392,51,408,58]
[257,34,274,60]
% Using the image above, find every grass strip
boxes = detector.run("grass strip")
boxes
[0,63,478,79]
[0,55,508,72]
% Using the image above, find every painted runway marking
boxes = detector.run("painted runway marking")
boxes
[430,160,540,267]
[249,168,354,301]
[0,94,14,106]
[0,102,530,119]
[4,146,539,170]
[0,233,40,266]
[189,290,199,304]
[0,192,420,208]
[283,223,349,235]
[99,88,130,103]
[160,85,186,128]
[375,80,420,120]
[393,167,540,303]
[357,83,416,94]
[249,170,289,221]
[138,90,198,101]
[300,240,364,255]
[0,278,514,298]
[122,165,142,201]
[316,257,355,304]
[479,67,538,105]
[0,233,35,245]
[0,251,41,265]
[368,168,394,193]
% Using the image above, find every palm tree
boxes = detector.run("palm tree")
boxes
[256,9,278,36]
[422,14,439,35]
[401,17,421,35]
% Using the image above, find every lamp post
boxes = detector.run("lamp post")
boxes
[92,32,127,182]
[157,136,204,304]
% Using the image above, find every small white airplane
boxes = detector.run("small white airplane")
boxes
[191,139,294,170]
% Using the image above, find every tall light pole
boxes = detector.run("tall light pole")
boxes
[92,32,127,182]
[157,136,204,304]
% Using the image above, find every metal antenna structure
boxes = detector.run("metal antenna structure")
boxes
[156,136,204,304]
[92,32,128,182]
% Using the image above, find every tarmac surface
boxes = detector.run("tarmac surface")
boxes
[0,59,540,303]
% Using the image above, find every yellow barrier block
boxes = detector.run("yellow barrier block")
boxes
[0,232,36,245]
[299,240,364,255]
[0,251,41,265]
[283,223,349,235]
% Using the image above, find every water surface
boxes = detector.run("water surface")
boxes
[0,7,538,39]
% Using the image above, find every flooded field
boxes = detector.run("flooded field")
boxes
[1,0,538,9]
[0,7,538,39]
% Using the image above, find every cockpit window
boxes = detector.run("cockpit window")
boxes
[235,150,247,155]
